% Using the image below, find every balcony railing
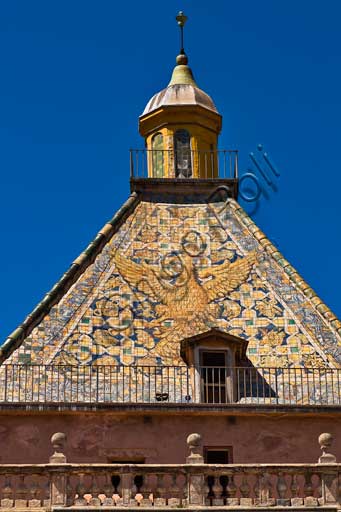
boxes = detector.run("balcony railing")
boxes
[0,432,339,509]
[0,365,340,406]
[129,149,238,179]
[2,462,340,509]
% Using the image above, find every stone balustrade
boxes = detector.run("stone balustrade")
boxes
[0,433,339,510]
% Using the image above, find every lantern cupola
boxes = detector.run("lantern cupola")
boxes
[139,12,222,179]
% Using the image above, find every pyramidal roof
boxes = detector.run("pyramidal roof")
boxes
[1,191,341,369]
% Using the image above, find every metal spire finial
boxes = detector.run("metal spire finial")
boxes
[176,11,188,55]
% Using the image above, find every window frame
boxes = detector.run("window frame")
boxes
[204,446,233,464]
[174,129,192,178]
[151,132,164,178]
[196,347,232,404]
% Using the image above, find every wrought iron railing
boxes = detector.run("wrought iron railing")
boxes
[129,149,238,179]
[0,365,340,406]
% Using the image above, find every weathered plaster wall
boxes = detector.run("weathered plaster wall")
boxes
[0,411,339,464]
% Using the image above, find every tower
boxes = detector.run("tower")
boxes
[136,12,233,182]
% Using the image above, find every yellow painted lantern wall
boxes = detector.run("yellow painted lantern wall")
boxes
[140,105,222,179]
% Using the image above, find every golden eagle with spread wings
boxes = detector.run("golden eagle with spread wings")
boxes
[113,250,257,362]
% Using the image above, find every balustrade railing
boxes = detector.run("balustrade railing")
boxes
[0,432,339,509]
[0,365,340,406]
[0,467,50,509]
[0,463,339,509]
[129,149,238,179]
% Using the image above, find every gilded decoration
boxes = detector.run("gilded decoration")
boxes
[113,250,256,362]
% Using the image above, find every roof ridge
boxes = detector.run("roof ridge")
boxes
[0,192,140,365]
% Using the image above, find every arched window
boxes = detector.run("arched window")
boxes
[151,133,164,178]
[174,129,192,178]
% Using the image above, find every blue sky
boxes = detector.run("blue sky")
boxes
[1,0,341,341]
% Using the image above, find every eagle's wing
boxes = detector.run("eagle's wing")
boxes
[200,252,257,302]
[113,251,169,303]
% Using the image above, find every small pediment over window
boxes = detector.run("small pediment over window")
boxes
[180,328,249,366]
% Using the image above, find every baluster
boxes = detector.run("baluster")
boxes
[266,472,275,506]
[89,474,101,506]
[216,474,227,504]
[75,473,87,506]
[15,474,28,508]
[141,473,149,500]
[1,475,14,508]
[96,473,106,506]
[239,474,249,499]
[103,474,114,506]
[28,475,37,502]
[65,475,74,507]
[290,472,299,498]
[168,473,180,507]
[112,473,122,505]
[43,476,51,508]
[276,471,289,506]
[28,475,41,508]
[290,472,303,507]
[253,471,260,505]
[146,473,157,506]
[139,474,152,507]
[304,470,318,506]
[132,474,143,506]
[226,472,239,506]
[258,472,268,506]
[316,473,323,505]
[178,473,187,507]
[240,472,252,506]
[154,473,167,507]
[85,474,93,505]
[212,475,223,506]
[203,475,211,506]
[96,473,104,505]
[304,470,313,495]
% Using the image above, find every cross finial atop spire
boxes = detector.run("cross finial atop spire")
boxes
[176,11,188,55]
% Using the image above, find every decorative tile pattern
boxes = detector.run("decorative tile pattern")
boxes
[5,195,340,373]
